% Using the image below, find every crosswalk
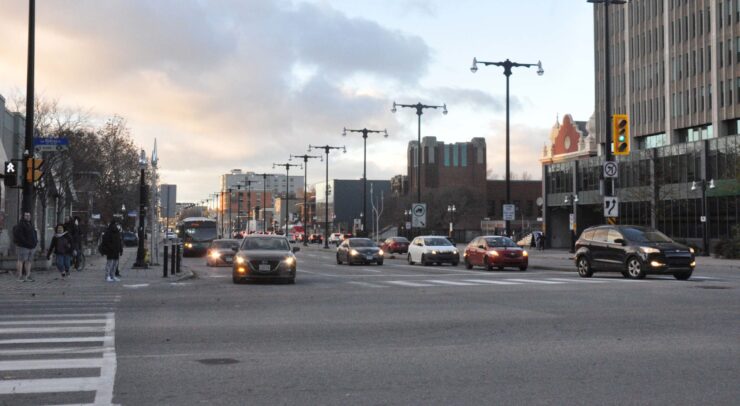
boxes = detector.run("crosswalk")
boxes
[345,276,720,289]
[0,295,119,405]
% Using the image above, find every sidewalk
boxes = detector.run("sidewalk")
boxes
[0,247,194,291]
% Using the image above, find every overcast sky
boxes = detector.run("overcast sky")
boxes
[0,0,595,203]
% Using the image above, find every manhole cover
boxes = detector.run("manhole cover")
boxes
[196,358,240,365]
[694,286,731,290]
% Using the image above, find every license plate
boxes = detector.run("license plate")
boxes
[224,256,233,262]
[259,264,271,272]
[366,255,374,260]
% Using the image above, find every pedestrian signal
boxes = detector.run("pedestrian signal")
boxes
[612,114,630,156]
[3,161,17,187]
[26,158,43,183]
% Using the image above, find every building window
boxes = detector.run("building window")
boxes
[461,145,467,167]
[444,145,450,167]
[452,144,458,167]
[721,81,725,107]
[477,146,484,164]
[720,42,724,67]
[737,78,740,104]
[639,133,667,149]
[737,37,740,63]
[700,86,705,110]
[709,84,712,109]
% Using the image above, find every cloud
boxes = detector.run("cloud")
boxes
[434,86,521,112]
[484,120,548,180]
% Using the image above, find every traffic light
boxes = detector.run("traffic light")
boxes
[3,161,17,187]
[25,158,43,183]
[612,114,630,156]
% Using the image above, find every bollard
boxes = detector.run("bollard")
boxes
[176,243,182,273]
[163,244,169,277]
[171,242,177,275]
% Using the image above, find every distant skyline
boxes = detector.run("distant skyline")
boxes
[0,0,596,202]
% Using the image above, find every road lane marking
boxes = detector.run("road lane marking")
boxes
[0,313,108,319]
[385,281,436,287]
[0,347,106,356]
[425,280,478,286]
[0,336,104,345]
[462,279,523,285]
[546,278,607,283]
[0,358,104,371]
[0,319,107,326]
[0,326,107,334]
[0,377,100,394]
[505,279,565,285]
[347,281,388,288]
[123,283,151,288]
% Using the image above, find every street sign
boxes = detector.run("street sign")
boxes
[33,137,69,152]
[603,197,619,217]
[411,203,427,228]
[503,204,516,221]
[569,213,575,231]
[405,221,411,229]
[536,217,543,222]
[603,161,618,178]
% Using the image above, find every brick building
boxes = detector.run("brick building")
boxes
[407,137,487,194]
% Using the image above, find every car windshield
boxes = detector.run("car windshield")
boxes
[212,240,239,249]
[350,239,375,247]
[241,237,290,251]
[424,237,453,246]
[485,237,517,247]
[392,237,409,243]
[621,227,674,243]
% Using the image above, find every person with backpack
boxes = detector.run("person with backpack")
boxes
[47,223,74,278]
[65,216,83,271]
[100,220,123,282]
[13,212,38,282]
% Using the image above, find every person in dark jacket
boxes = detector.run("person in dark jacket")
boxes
[47,224,74,277]
[13,212,38,282]
[65,216,83,271]
[100,221,123,282]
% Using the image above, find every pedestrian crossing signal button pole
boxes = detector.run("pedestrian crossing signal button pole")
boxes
[612,114,630,156]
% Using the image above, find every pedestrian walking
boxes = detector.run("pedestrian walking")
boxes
[530,232,537,249]
[537,232,545,251]
[65,216,83,271]
[47,224,74,278]
[13,212,38,282]
[100,221,123,282]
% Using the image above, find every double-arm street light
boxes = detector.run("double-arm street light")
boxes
[391,102,447,205]
[273,162,302,236]
[308,144,346,249]
[241,180,256,235]
[692,179,715,256]
[471,56,543,237]
[564,193,579,253]
[133,149,148,268]
[342,127,388,235]
[290,154,322,246]
[254,173,273,233]
[447,204,456,239]
[227,188,233,238]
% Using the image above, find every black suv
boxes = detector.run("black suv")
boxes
[574,225,695,280]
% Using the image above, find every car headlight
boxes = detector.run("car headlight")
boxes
[235,256,246,264]
[350,249,359,256]
[378,249,384,256]
[453,250,458,255]
[522,250,528,257]
[488,250,499,257]
[689,247,695,254]
[209,251,221,259]
[640,246,660,254]
[431,250,438,255]
[185,243,193,248]
[284,256,295,266]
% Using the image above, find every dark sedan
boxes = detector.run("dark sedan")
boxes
[380,236,410,254]
[232,235,299,284]
[336,238,384,265]
[122,231,138,247]
[574,225,695,280]
[206,239,240,267]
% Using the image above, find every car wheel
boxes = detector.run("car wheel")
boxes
[673,271,692,280]
[519,266,527,271]
[421,254,429,266]
[286,278,296,284]
[576,256,594,278]
[497,266,504,271]
[484,257,493,272]
[451,261,459,266]
[407,254,415,265]
[626,256,646,279]
[232,275,242,284]
[464,257,473,269]
[336,254,342,265]
[377,260,383,266]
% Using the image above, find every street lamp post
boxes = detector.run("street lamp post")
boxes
[241,180,256,235]
[447,204,456,239]
[308,144,346,248]
[133,149,148,268]
[254,173,273,233]
[227,188,233,238]
[564,194,579,253]
[290,153,322,245]
[22,0,36,215]
[692,179,715,256]
[471,56,543,237]
[273,162,302,236]
[343,127,388,236]
[235,184,242,235]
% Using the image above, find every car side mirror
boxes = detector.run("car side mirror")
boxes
[614,238,626,246]
[292,246,300,253]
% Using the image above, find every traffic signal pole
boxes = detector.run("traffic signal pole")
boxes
[22,0,36,215]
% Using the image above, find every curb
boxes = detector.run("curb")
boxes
[173,268,197,282]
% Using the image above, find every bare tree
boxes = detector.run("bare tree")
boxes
[10,90,91,136]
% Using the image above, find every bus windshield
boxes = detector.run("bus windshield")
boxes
[181,223,217,242]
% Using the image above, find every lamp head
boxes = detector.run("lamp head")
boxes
[391,101,397,114]
[709,179,716,189]
[442,104,448,115]
[573,195,579,203]
[342,128,347,137]
[470,57,478,73]
[383,129,389,138]
[691,181,697,191]
[342,146,347,153]
[536,60,544,76]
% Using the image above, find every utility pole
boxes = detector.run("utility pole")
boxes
[273,163,301,236]
[290,154,322,245]
[343,127,388,236]
[308,144,346,248]
[22,0,36,215]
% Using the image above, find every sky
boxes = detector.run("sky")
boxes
[0,0,596,203]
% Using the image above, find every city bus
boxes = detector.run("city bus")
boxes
[177,217,218,256]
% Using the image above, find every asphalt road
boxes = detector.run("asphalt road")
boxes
[2,245,739,405]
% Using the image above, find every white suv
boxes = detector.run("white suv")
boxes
[328,233,343,246]
[407,235,459,266]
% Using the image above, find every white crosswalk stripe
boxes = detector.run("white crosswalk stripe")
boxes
[0,296,118,405]
[348,276,632,289]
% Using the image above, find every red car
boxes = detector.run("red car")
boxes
[381,236,410,254]
[463,235,528,271]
